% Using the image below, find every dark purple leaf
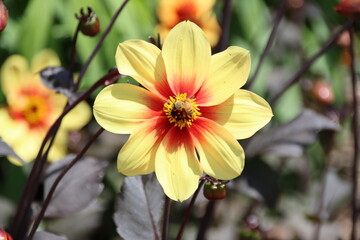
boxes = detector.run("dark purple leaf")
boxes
[33,231,67,240]
[0,137,25,164]
[114,174,164,240]
[320,168,351,218]
[44,155,107,217]
[45,199,105,240]
[245,109,340,158]
[230,158,281,208]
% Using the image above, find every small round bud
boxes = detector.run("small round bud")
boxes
[288,0,304,9]
[0,0,8,32]
[76,7,100,37]
[311,80,334,105]
[336,30,351,48]
[203,182,227,200]
[0,229,13,240]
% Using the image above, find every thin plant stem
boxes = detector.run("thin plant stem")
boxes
[246,0,287,89]
[349,21,359,240]
[215,0,232,53]
[69,22,81,75]
[162,195,171,240]
[10,69,120,239]
[196,200,216,240]
[74,0,130,91]
[175,179,206,240]
[27,127,105,240]
[10,121,61,240]
[269,20,354,106]
[21,127,63,236]
[312,152,331,240]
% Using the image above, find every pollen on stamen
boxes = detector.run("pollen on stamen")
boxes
[163,93,201,129]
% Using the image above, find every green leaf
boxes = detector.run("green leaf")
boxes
[20,0,56,59]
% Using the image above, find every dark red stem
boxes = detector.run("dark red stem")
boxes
[27,127,105,240]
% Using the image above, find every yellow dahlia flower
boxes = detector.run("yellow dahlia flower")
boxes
[156,0,221,47]
[94,21,273,201]
[0,50,91,165]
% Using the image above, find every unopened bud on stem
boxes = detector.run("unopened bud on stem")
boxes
[76,7,100,37]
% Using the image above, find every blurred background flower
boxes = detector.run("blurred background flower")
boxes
[0,50,91,165]
[156,0,221,46]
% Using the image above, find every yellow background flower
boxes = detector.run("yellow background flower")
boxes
[0,50,91,165]
[94,21,273,201]
[156,0,221,47]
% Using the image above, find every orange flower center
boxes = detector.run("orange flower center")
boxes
[163,93,201,129]
[9,88,51,129]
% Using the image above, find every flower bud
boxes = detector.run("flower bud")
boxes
[203,182,227,200]
[335,0,360,20]
[76,7,100,37]
[0,229,13,240]
[336,30,351,48]
[311,80,334,105]
[0,0,8,32]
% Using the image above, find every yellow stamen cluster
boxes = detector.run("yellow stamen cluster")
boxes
[163,93,201,129]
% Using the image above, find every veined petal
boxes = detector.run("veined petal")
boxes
[202,89,273,139]
[196,46,250,106]
[31,49,61,73]
[190,118,244,180]
[1,55,29,97]
[116,40,171,99]
[117,117,170,176]
[162,21,211,97]
[93,83,163,134]
[155,127,202,201]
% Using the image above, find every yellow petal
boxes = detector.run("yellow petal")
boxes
[48,131,67,163]
[116,40,171,98]
[155,127,202,201]
[0,109,30,152]
[195,0,217,15]
[0,108,34,165]
[61,101,91,131]
[117,118,169,176]
[1,55,29,97]
[202,13,221,47]
[31,49,61,73]
[202,89,273,139]
[10,132,43,164]
[196,46,251,106]
[190,118,244,180]
[162,21,211,96]
[93,83,163,134]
